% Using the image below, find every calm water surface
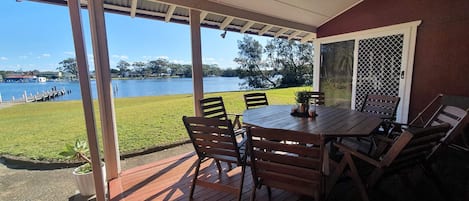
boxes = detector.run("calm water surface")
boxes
[0,77,244,102]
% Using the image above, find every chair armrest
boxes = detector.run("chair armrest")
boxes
[227,113,243,129]
[227,113,242,117]
[334,142,382,168]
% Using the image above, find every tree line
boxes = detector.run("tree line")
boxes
[57,36,314,89]
[57,57,239,79]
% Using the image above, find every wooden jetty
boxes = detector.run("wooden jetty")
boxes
[6,89,68,103]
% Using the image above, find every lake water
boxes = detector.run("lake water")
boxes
[0,77,244,102]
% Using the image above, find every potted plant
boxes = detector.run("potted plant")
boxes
[295,91,310,113]
[59,139,105,196]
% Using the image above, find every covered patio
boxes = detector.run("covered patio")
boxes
[25,0,469,200]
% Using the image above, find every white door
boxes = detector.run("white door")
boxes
[314,21,421,123]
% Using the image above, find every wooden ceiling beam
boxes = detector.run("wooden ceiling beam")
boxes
[274,28,288,38]
[165,5,176,22]
[200,11,208,22]
[219,16,233,30]
[130,0,138,18]
[300,33,316,43]
[288,31,300,40]
[240,21,254,33]
[258,25,273,35]
[150,0,316,33]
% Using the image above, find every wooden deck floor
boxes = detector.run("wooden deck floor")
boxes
[110,152,310,201]
[109,150,468,201]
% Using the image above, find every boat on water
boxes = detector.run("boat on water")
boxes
[38,77,47,83]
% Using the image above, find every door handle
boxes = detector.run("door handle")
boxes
[401,71,405,79]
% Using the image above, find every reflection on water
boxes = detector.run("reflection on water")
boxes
[0,77,243,102]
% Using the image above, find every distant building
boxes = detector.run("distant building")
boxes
[4,75,38,83]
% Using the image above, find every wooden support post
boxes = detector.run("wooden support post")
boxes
[190,9,204,117]
[87,0,121,180]
[67,0,106,200]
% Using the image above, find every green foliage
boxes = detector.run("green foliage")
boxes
[0,87,308,161]
[235,35,278,89]
[57,58,78,78]
[295,91,310,104]
[76,163,92,174]
[116,60,130,76]
[265,38,314,87]
[235,36,314,89]
[59,139,92,174]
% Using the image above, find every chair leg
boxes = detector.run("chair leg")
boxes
[250,184,257,201]
[215,159,222,176]
[267,186,272,201]
[345,153,369,201]
[326,152,349,195]
[237,165,246,201]
[190,159,202,200]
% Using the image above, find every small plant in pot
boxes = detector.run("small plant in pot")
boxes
[295,91,310,114]
[60,139,105,196]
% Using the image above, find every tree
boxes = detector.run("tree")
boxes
[234,35,277,89]
[265,38,314,87]
[147,58,169,75]
[57,58,78,78]
[132,61,146,77]
[116,60,130,77]
[221,68,238,77]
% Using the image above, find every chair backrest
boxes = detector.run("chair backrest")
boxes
[244,92,269,109]
[380,123,450,168]
[305,91,325,106]
[247,127,326,199]
[199,97,228,120]
[360,94,400,120]
[182,116,243,164]
[410,94,468,144]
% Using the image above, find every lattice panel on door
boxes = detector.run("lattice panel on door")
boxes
[355,34,404,109]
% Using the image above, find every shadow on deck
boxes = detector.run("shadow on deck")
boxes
[109,149,469,201]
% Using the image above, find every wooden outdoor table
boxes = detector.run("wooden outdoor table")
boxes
[242,105,383,137]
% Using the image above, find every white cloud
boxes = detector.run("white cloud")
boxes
[203,57,219,65]
[64,51,75,56]
[19,55,28,59]
[171,59,189,64]
[41,53,51,57]
[157,55,169,60]
[112,54,129,60]
[0,56,7,61]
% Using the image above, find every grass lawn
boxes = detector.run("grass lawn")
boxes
[0,86,309,161]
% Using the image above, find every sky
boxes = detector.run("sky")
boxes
[0,0,270,71]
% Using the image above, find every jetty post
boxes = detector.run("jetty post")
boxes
[23,91,28,103]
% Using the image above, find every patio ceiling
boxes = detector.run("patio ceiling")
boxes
[29,0,362,43]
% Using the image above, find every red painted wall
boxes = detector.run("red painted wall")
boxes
[318,0,469,120]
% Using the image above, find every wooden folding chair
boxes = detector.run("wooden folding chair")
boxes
[345,94,400,153]
[244,92,269,109]
[360,94,400,120]
[200,96,242,130]
[247,127,329,201]
[390,94,469,154]
[182,116,247,201]
[329,123,451,201]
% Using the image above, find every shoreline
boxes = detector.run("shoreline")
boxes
[0,102,20,110]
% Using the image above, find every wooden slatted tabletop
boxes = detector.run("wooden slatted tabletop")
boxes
[243,105,383,137]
